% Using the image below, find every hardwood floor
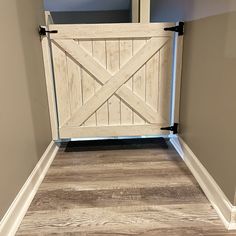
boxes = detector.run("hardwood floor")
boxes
[16,138,236,235]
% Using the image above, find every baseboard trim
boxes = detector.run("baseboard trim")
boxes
[229,209,236,230]
[0,141,59,236]
[170,136,236,230]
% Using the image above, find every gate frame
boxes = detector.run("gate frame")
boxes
[42,9,183,141]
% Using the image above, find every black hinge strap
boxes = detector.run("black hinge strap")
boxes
[161,123,178,134]
[39,25,58,36]
[164,22,184,36]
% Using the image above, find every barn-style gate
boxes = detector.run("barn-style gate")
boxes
[42,22,183,140]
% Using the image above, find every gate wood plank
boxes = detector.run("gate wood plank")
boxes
[140,0,150,23]
[132,0,139,23]
[159,41,172,123]
[174,36,184,123]
[146,52,159,111]
[79,40,96,126]
[41,37,58,140]
[54,40,108,85]
[54,38,168,125]
[120,39,133,125]
[66,51,82,117]
[106,40,121,125]
[49,23,173,39]
[60,124,169,138]
[66,37,168,126]
[93,40,109,126]
[133,39,147,124]
[51,43,70,128]
[116,87,165,123]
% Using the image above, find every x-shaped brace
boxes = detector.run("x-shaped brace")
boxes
[53,37,169,127]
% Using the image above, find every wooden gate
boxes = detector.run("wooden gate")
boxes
[47,23,176,139]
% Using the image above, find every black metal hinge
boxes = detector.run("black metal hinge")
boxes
[164,22,184,36]
[38,25,58,36]
[161,123,179,134]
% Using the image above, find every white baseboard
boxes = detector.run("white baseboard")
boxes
[229,209,236,230]
[170,136,236,230]
[0,141,59,236]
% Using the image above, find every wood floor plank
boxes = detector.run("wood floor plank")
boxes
[37,175,198,192]
[16,139,236,235]
[16,229,236,236]
[48,161,189,172]
[45,162,191,182]
[52,150,181,167]
[27,185,208,211]
[16,204,226,235]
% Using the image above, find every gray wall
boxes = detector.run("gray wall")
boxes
[151,0,236,22]
[44,0,130,12]
[180,11,236,204]
[151,0,236,204]
[0,0,51,220]
[51,10,131,24]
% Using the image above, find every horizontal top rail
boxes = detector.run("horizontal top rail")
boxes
[48,23,174,39]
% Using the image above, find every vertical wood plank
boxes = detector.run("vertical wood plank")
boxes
[174,36,183,123]
[45,11,54,25]
[159,40,172,123]
[79,40,96,126]
[132,0,140,23]
[66,54,82,117]
[93,40,109,126]
[41,37,58,140]
[51,42,70,128]
[133,39,146,124]
[146,52,159,112]
[106,40,121,125]
[120,40,133,125]
[140,0,150,23]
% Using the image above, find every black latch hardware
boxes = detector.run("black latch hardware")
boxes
[161,123,178,134]
[39,25,58,36]
[164,22,184,36]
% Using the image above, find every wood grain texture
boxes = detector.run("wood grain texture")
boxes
[49,23,174,39]
[59,124,169,139]
[120,39,133,125]
[131,0,139,23]
[66,37,168,127]
[50,23,175,139]
[133,39,146,124]
[140,0,150,23]
[92,40,109,126]
[16,139,235,236]
[174,35,183,123]
[53,39,165,126]
[51,42,70,128]
[41,37,58,140]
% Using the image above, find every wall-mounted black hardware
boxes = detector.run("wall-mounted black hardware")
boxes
[161,123,178,134]
[164,22,184,36]
[38,25,58,36]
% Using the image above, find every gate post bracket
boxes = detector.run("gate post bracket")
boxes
[39,25,58,37]
[164,22,184,36]
[161,123,179,134]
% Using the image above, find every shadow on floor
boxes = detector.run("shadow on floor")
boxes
[64,138,169,152]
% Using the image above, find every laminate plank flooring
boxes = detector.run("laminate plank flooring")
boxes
[16,138,236,235]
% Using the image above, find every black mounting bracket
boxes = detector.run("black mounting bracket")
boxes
[161,123,179,134]
[164,22,184,36]
[38,25,58,36]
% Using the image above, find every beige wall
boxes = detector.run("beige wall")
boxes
[180,11,236,204]
[0,0,52,219]
[151,0,236,22]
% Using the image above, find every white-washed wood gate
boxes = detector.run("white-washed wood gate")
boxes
[44,23,180,139]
